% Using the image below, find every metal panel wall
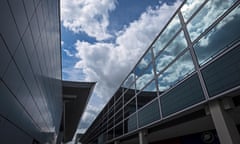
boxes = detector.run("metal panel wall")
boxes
[0,0,62,143]
[202,45,240,97]
[160,74,205,117]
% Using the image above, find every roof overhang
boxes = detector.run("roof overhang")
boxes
[62,81,96,142]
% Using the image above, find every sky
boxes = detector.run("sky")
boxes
[60,0,183,134]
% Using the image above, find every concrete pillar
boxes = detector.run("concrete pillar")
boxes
[209,100,240,144]
[139,130,148,144]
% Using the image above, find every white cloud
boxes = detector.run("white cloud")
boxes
[63,49,74,57]
[62,67,86,81]
[61,0,116,40]
[67,0,182,133]
[74,0,182,99]
[181,0,204,21]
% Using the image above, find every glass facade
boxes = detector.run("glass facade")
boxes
[81,1,240,143]
[194,4,240,65]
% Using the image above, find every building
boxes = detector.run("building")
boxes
[61,81,95,143]
[0,0,95,143]
[80,0,240,144]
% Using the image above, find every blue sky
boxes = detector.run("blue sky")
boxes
[60,0,182,134]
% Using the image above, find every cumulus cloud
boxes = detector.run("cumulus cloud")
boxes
[74,0,182,99]
[66,0,183,133]
[63,49,74,57]
[62,66,86,81]
[61,0,116,40]
[180,0,205,21]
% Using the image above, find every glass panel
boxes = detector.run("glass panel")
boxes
[124,113,137,133]
[115,109,123,125]
[102,107,108,116]
[136,63,154,91]
[108,117,114,129]
[181,0,206,21]
[115,122,123,137]
[160,74,205,117]
[137,80,158,109]
[109,108,114,119]
[124,89,135,104]
[142,79,157,92]
[114,88,122,101]
[98,133,105,143]
[202,46,240,97]
[115,97,123,112]
[155,31,188,74]
[108,97,114,108]
[194,5,240,65]
[153,15,181,56]
[122,72,135,89]
[187,0,236,41]
[124,98,136,118]
[138,100,160,127]
[107,128,114,140]
[158,51,195,91]
[134,50,152,77]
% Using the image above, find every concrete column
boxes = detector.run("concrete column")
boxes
[209,100,240,144]
[139,130,148,144]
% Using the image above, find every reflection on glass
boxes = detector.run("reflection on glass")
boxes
[122,72,135,89]
[137,80,157,109]
[181,0,206,21]
[187,0,236,41]
[153,15,181,56]
[136,64,154,90]
[155,31,187,74]
[158,51,195,91]
[194,5,240,65]
[143,79,156,92]
[134,50,152,77]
